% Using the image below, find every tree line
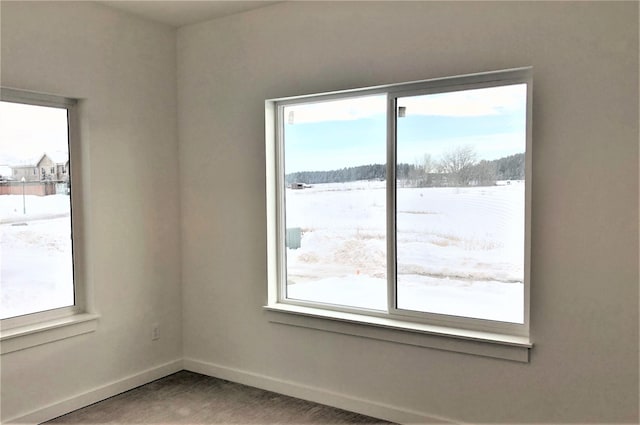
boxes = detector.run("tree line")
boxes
[285,148,524,188]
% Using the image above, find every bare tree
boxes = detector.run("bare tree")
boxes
[438,145,478,186]
[407,153,435,187]
[420,153,435,175]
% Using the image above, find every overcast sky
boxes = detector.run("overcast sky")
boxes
[0,101,69,165]
[284,84,527,173]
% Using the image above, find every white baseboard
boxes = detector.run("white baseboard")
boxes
[5,359,183,425]
[183,357,456,424]
[5,358,457,425]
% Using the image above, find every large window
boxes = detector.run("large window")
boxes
[0,89,80,325]
[266,68,531,337]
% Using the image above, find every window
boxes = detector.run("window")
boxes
[0,89,83,326]
[266,68,532,339]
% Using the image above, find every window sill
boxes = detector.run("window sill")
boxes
[264,303,531,362]
[0,313,99,354]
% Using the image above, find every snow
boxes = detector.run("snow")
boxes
[1,194,73,319]
[1,194,71,222]
[0,183,526,323]
[284,180,525,323]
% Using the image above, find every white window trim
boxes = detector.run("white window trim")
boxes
[264,304,530,362]
[0,88,97,353]
[0,313,99,354]
[264,68,532,361]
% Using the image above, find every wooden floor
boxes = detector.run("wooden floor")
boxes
[46,370,395,424]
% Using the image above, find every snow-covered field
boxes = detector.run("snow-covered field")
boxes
[1,195,74,319]
[1,185,524,323]
[285,180,525,323]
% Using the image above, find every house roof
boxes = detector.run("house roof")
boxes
[43,151,69,164]
[7,151,69,167]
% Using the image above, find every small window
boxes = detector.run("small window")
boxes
[0,89,81,324]
[266,68,532,337]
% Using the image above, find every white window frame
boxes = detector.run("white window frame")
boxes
[0,88,97,354]
[265,68,532,361]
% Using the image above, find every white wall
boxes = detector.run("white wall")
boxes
[178,2,638,424]
[1,2,182,422]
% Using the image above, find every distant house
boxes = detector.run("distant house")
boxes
[10,153,69,182]
[11,163,39,182]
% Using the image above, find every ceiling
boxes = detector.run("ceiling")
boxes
[99,1,281,27]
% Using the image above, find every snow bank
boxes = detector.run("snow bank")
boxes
[1,195,73,319]
[0,194,71,222]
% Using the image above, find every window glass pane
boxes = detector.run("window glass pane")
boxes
[283,95,387,310]
[0,101,74,319]
[396,84,527,323]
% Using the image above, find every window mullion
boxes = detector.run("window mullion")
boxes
[386,94,397,314]
[276,103,288,303]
